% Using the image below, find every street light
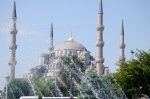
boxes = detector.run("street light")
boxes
[5,74,10,99]
[131,50,135,59]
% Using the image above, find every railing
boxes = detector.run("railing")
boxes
[20,96,38,99]
[42,97,77,99]
[20,96,78,99]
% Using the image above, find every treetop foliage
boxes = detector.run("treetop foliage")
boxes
[115,49,150,98]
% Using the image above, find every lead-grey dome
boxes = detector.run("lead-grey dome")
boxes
[40,53,48,57]
[54,40,85,51]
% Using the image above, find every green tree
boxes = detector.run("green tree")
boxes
[114,50,150,98]
[7,79,30,99]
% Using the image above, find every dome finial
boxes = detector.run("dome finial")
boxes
[70,31,72,38]
[68,31,73,41]
[30,62,32,69]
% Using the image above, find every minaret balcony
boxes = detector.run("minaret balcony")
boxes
[10,29,18,34]
[95,57,104,63]
[96,41,104,47]
[9,45,17,50]
[120,44,125,49]
[119,56,125,61]
[8,59,17,65]
[8,61,13,65]
[96,25,104,31]
[49,46,54,51]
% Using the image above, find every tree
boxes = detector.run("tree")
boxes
[59,55,127,98]
[59,55,86,97]
[7,79,30,99]
[114,50,150,98]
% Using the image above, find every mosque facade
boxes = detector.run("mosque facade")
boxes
[8,0,125,80]
[24,30,96,78]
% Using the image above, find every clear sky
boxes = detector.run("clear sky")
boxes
[0,0,150,90]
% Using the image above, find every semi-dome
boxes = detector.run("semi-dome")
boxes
[40,53,48,57]
[54,40,85,51]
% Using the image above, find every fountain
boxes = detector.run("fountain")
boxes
[4,56,128,99]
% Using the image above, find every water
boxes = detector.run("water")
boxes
[73,79,85,99]
[28,77,37,96]
[11,83,24,96]
[40,79,54,97]
[7,73,127,99]
[57,78,71,96]
[53,78,63,97]
[8,84,16,99]
[6,57,127,99]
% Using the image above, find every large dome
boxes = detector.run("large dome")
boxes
[54,40,85,51]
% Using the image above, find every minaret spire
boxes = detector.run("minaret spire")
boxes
[49,21,54,52]
[121,19,124,35]
[119,19,126,61]
[12,1,17,19]
[8,1,18,81]
[96,0,105,75]
[98,0,103,14]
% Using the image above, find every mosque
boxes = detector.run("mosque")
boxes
[8,0,125,80]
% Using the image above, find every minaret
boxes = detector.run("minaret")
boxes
[8,1,18,81]
[96,0,105,75]
[119,19,126,61]
[49,21,54,52]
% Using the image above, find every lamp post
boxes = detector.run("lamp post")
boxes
[131,50,135,59]
[131,50,135,99]
[5,74,10,99]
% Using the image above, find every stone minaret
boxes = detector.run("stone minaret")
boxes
[96,0,105,75]
[49,21,54,52]
[119,19,125,61]
[8,1,18,81]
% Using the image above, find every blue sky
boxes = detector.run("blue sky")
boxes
[0,0,150,90]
